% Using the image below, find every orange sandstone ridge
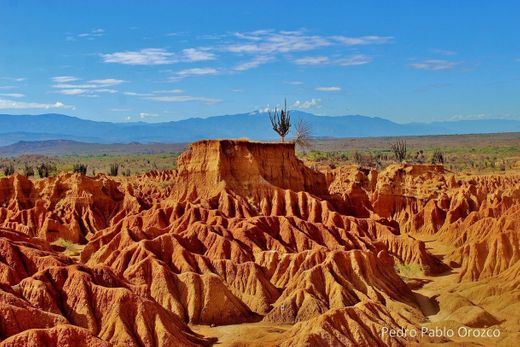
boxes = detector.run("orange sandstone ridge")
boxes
[0,139,518,346]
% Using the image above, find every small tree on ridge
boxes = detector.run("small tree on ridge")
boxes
[294,119,312,150]
[269,99,291,142]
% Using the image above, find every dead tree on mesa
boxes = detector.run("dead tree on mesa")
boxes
[391,138,407,162]
[294,119,312,151]
[269,99,291,142]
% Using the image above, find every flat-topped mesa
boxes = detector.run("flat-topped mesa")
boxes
[172,139,328,200]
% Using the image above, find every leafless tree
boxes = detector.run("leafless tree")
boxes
[431,150,445,164]
[294,119,312,150]
[391,138,407,162]
[269,99,291,142]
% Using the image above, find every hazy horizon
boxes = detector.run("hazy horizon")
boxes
[1,1,520,123]
[3,110,520,126]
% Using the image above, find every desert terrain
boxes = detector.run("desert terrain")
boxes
[0,139,519,346]
[1,132,519,177]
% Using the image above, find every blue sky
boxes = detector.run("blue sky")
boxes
[0,0,519,123]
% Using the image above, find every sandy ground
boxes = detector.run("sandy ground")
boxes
[190,322,291,346]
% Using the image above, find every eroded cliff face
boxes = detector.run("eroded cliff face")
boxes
[171,139,328,200]
[0,139,518,346]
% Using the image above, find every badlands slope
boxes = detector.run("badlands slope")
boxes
[0,139,518,346]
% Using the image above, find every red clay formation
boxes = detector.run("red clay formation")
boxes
[0,139,518,346]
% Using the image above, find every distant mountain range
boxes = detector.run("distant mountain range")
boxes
[1,112,519,146]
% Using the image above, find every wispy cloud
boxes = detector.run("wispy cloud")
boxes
[285,81,304,85]
[233,56,274,71]
[410,59,459,71]
[431,48,457,56]
[292,98,321,109]
[88,79,125,86]
[67,28,104,41]
[293,56,329,65]
[124,89,184,97]
[226,30,331,54]
[137,112,159,119]
[225,30,392,55]
[100,29,390,75]
[315,86,341,92]
[336,54,372,66]
[144,95,221,104]
[153,89,184,94]
[123,91,152,97]
[52,77,125,96]
[294,54,371,66]
[182,48,215,61]
[0,99,74,110]
[0,93,25,98]
[52,76,79,83]
[101,48,176,65]
[169,67,220,81]
[332,35,394,45]
[101,47,216,65]
[0,77,26,82]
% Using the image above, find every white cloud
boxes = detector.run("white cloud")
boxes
[293,54,371,66]
[101,47,216,65]
[227,30,331,54]
[153,89,184,94]
[234,56,274,71]
[52,78,124,96]
[169,67,220,81]
[332,35,393,45]
[315,86,341,92]
[285,81,304,85]
[123,91,152,97]
[0,93,25,98]
[256,107,271,113]
[182,48,215,61]
[0,99,74,110]
[67,28,104,41]
[88,78,125,86]
[176,67,219,76]
[336,54,372,66]
[138,112,159,119]
[145,95,221,104]
[292,98,321,109]
[410,59,459,71]
[293,56,329,65]
[98,30,392,75]
[52,76,79,83]
[224,30,392,56]
[91,88,117,94]
[124,89,183,97]
[58,89,87,95]
[79,28,104,37]
[101,48,177,65]
[0,77,26,82]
